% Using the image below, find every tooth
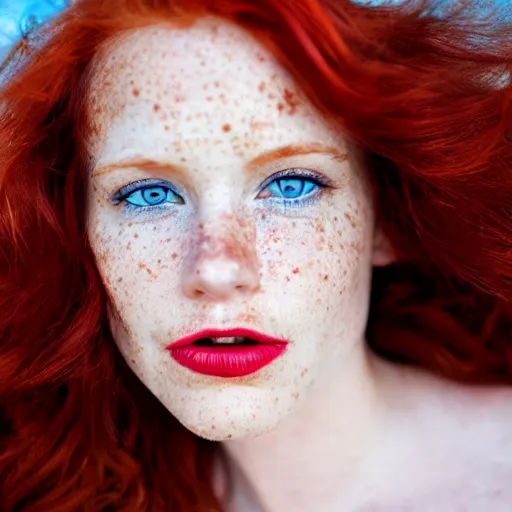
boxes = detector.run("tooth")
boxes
[212,337,238,344]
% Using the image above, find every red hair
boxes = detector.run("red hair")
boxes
[1,0,511,509]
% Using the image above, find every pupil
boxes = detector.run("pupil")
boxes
[143,187,166,205]
[280,179,303,198]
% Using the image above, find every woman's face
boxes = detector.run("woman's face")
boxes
[86,19,385,440]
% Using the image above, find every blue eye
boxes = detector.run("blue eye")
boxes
[265,177,318,200]
[259,170,328,210]
[114,181,183,210]
[112,170,329,217]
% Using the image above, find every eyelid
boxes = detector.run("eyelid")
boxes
[258,168,333,192]
[112,178,181,203]
[110,169,332,205]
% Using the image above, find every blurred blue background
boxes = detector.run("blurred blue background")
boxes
[0,0,70,63]
[0,0,510,65]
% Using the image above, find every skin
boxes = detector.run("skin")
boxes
[86,19,512,512]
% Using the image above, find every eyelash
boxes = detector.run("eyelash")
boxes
[112,169,332,215]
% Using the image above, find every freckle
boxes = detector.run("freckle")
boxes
[222,123,231,133]
[165,125,170,131]
[138,262,145,270]
[292,267,300,274]
[134,233,139,239]
[344,212,357,229]
[126,241,131,250]
[323,274,329,280]
[214,81,220,87]
[283,89,299,114]
[153,103,161,112]
[132,88,140,97]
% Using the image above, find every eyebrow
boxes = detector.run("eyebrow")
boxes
[91,143,348,177]
[91,158,185,178]
[245,143,348,170]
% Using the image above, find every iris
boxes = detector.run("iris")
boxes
[118,175,321,211]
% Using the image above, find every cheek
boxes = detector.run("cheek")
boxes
[256,208,366,291]
[88,211,187,318]
[254,201,372,352]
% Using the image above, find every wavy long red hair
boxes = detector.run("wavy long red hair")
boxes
[1,0,511,510]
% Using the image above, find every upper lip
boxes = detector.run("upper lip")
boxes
[167,328,289,349]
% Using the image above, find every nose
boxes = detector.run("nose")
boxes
[182,219,261,301]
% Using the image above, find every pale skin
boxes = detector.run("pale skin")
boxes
[86,19,512,511]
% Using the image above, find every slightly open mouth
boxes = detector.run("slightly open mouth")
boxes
[192,337,259,346]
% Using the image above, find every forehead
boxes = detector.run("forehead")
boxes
[86,19,344,165]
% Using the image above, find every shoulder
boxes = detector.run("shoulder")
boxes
[387,366,512,480]
[371,364,512,509]
[413,369,512,439]
[383,364,512,448]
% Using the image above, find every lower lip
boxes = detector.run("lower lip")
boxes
[168,344,287,378]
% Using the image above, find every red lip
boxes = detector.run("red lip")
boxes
[166,328,288,378]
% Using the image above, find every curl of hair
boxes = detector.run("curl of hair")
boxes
[1,0,511,509]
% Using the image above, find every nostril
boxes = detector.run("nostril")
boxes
[183,255,261,300]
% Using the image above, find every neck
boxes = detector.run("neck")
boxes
[220,343,389,512]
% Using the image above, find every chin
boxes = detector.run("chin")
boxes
[183,414,284,442]
[168,386,295,441]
